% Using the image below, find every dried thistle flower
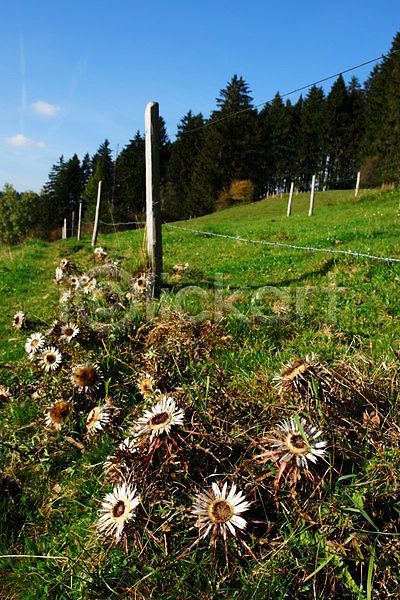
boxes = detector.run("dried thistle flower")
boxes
[272,353,334,402]
[25,332,45,357]
[104,437,138,481]
[0,386,11,402]
[45,400,71,430]
[133,273,149,296]
[257,416,327,489]
[71,364,104,394]
[137,372,155,398]
[173,263,189,272]
[40,347,62,372]
[94,247,107,261]
[69,275,80,289]
[60,258,70,269]
[192,482,250,542]
[97,481,139,543]
[83,279,97,294]
[133,395,184,442]
[60,323,79,343]
[55,267,65,282]
[86,405,110,435]
[12,311,25,329]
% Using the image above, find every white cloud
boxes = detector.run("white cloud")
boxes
[31,100,61,117]
[5,133,45,149]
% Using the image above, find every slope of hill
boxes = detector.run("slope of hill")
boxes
[1,188,399,362]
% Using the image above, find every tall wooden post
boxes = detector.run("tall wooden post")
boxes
[91,180,102,247]
[77,198,83,241]
[145,101,162,293]
[287,181,294,217]
[71,210,75,237]
[308,174,316,216]
[355,171,361,197]
[62,218,67,239]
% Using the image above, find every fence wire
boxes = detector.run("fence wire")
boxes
[164,223,400,264]
[99,220,145,227]
[81,220,145,227]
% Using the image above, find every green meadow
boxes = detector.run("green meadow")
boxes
[0,188,399,598]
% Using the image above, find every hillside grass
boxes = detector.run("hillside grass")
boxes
[0,188,400,598]
[1,188,399,363]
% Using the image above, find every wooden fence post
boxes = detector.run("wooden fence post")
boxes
[287,181,294,217]
[145,101,162,293]
[308,174,316,216]
[91,181,102,247]
[77,198,82,241]
[71,211,75,237]
[355,171,361,197]
[62,218,67,239]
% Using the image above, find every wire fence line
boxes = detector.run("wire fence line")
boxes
[81,219,145,227]
[164,223,400,265]
[99,219,146,227]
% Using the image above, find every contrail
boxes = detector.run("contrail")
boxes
[19,34,26,110]
[16,0,26,131]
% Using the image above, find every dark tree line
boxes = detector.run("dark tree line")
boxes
[2,32,400,243]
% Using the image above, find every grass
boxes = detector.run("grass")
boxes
[0,188,400,598]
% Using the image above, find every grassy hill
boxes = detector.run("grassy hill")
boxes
[1,188,399,362]
[1,188,400,598]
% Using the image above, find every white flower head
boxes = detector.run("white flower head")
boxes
[192,482,250,541]
[268,417,327,470]
[79,274,91,285]
[25,332,45,357]
[12,311,25,329]
[69,275,80,289]
[133,273,150,296]
[134,395,184,442]
[59,290,71,304]
[60,323,80,343]
[55,267,65,282]
[40,346,62,372]
[83,279,97,294]
[86,405,110,435]
[94,247,107,261]
[60,258,70,269]
[97,481,139,542]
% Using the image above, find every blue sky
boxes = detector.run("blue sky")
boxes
[1,0,399,193]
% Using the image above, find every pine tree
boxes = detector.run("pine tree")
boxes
[325,75,353,189]
[84,140,115,224]
[163,111,204,220]
[39,154,86,236]
[158,116,171,187]
[81,152,92,190]
[298,86,326,190]
[114,131,146,219]
[259,94,293,193]
[362,32,400,184]
[191,74,258,213]
[346,77,365,184]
